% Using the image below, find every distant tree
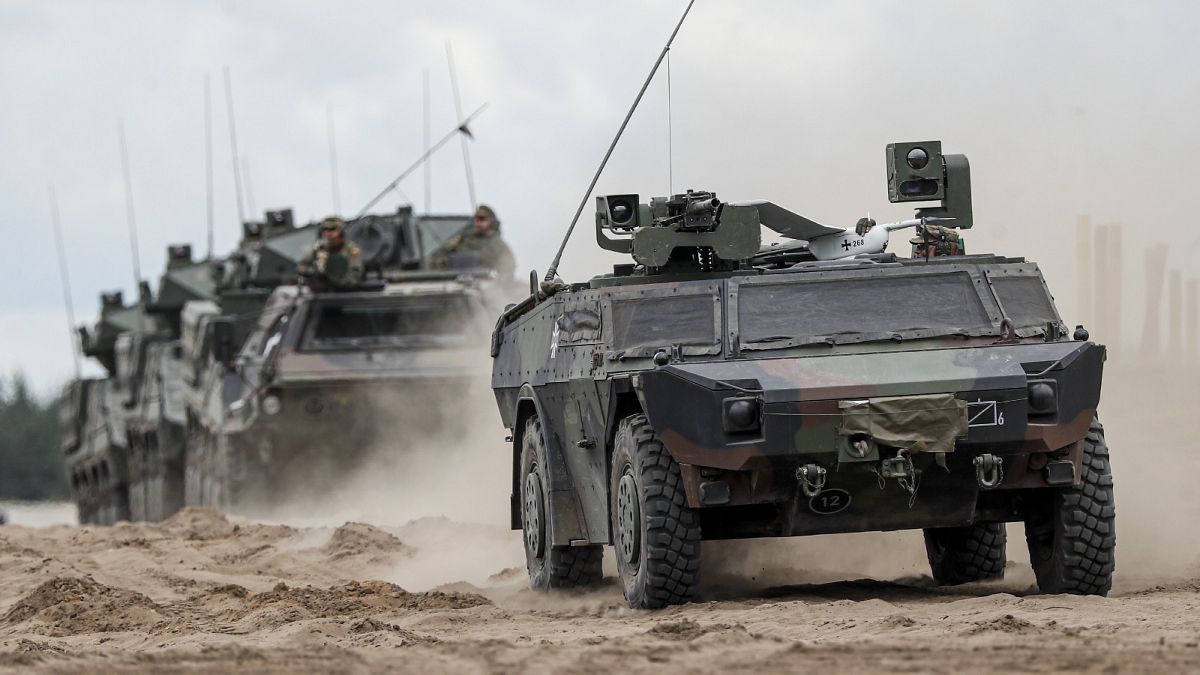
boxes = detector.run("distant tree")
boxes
[0,372,69,500]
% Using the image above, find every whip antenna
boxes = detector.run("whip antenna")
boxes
[117,120,146,331]
[242,156,258,216]
[667,48,674,195]
[353,103,488,218]
[446,41,478,211]
[48,184,82,379]
[204,73,215,259]
[117,120,143,290]
[423,69,431,215]
[223,66,246,225]
[543,0,696,283]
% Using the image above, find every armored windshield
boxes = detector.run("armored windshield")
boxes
[302,296,475,350]
[738,272,993,349]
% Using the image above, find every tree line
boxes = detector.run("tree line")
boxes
[0,373,68,500]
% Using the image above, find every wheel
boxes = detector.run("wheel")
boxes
[1024,417,1116,595]
[924,522,1006,585]
[610,414,701,609]
[519,415,603,589]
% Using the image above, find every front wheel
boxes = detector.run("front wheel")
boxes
[1024,417,1116,595]
[519,415,602,589]
[924,522,1006,585]
[610,414,701,609]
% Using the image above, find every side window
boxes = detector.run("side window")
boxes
[608,292,721,357]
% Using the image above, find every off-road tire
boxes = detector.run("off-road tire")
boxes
[610,414,701,609]
[1024,417,1116,595]
[519,415,603,589]
[923,522,1007,585]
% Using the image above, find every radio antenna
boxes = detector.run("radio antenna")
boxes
[446,41,478,211]
[223,66,246,225]
[117,120,143,290]
[204,73,215,259]
[423,69,431,215]
[667,48,674,195]
[353,103,488,218]
[117,119,147,331]
[242,156,258,216]
[48,184,82,379]
[543,0,696,282]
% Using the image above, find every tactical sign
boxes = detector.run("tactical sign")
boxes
[809,489,852,515]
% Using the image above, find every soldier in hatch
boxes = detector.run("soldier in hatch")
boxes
[435,204,516,278]
[910,223,963,258]
[297,217,364,289]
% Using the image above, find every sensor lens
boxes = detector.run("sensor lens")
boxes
[906,147,929,170]
[610,199,634,225]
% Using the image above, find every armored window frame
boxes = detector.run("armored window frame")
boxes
[983,264,1063,336]
[297,294,479,352]
[728,265,1005,353]
[602,282,723,359]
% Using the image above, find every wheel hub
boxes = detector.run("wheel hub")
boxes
[523,468,545,558]
[617,471,641,565]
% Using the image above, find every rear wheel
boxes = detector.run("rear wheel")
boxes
[610,414,701,609]
[519,415,603,589]
[924,522,1007,585]
[1024,417,1115,595]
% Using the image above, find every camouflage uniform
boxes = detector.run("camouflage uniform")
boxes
[298,218,364,289]
[910,224,963,258]
[437,205,516,278]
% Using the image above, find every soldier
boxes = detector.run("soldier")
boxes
[297,217,364,289]
[910,223,963,258]
[436,205,516,278]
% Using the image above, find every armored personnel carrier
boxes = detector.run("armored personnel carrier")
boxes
[182,206,504,514]
[490,142,1114,608]
[61,289,158,524]
[191,272,496,513]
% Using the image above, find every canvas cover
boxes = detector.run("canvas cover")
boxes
[838,393,968,454]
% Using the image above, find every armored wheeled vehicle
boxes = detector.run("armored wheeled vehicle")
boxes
[191,272,497,514]
[179,206,508,515]
[490,142,1114,608]
[62,289,157,525]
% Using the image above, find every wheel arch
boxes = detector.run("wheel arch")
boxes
[511,383,590,546]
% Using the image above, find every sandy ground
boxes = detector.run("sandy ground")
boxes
[1,365,1197,673]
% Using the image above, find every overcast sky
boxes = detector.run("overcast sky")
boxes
[2,1,1198,394]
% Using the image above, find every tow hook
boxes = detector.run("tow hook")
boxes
[974,453,1004,489]
[880,451,915,479]
[796,464,827,497]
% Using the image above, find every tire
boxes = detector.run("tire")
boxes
[924,522,1007,585]
[610,414,701,609]
[519,415,603,589]
[1024,417,1116,595]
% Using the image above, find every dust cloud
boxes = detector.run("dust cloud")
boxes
[239,339,525,592]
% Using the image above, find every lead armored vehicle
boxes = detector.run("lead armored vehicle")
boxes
[491,142,1114,608]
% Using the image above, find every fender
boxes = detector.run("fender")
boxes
[512,383,590,545]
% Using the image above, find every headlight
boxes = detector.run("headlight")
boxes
[1027,380,1057,416]
[723,397,760,433]
[262,394,282,416]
